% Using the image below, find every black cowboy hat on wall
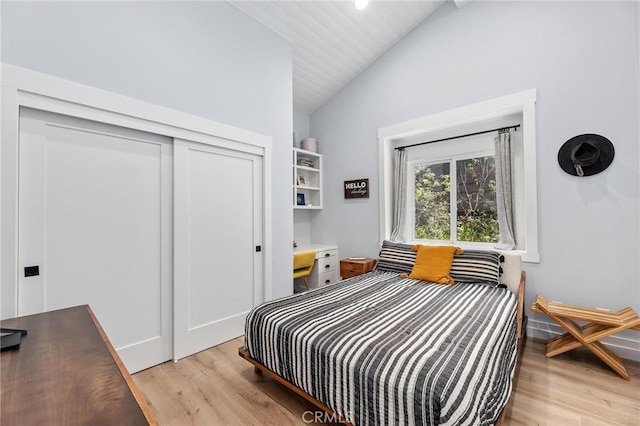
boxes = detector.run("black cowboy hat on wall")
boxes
[557,134,615,177]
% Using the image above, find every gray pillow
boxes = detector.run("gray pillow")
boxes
[450,250,502,284]
[376,240,416,274]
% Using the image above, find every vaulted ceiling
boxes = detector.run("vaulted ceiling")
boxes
[230,1,453,115]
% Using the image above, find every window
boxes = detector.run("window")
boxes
[378,89,539,262]
[413,155,500,244]
[413,161,451,240]
[407,134,500,247]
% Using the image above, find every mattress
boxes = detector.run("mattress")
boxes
[245,270,518,426]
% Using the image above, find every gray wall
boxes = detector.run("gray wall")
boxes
[293,110,312,243]
[293,110,311,147]
[1,1,294,299]
[311,1,639,344]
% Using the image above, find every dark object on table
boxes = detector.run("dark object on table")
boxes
[0,328,27,352]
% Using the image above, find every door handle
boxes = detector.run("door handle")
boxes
[24,266,40,277]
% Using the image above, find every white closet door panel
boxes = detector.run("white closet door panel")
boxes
[18,108,173,373]
[187,150,254,325]
[174,139,263,360]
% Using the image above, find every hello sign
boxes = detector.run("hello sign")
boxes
[344,178,369,199]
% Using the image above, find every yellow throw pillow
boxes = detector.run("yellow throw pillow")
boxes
[405,245,463,284]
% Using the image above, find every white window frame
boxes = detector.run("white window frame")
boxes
[378,89,539,263]
[407,141,497,248]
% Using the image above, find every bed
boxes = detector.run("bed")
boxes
[239,242,526,426]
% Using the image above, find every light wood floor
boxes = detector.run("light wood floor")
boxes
[133,337,640,425]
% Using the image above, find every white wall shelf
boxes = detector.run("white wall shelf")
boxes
[293,148,322,209]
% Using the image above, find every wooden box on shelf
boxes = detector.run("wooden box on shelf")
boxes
[340,258,377,279]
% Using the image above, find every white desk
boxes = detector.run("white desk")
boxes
[294,243,338,290]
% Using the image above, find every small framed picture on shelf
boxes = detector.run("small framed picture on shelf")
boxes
[297,174,306,186]
[296,193,306,206]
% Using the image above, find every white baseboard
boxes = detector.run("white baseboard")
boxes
[527,318,640,362]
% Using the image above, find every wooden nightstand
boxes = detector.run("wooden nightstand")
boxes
[340,258,377,279]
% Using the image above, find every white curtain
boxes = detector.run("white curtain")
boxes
[495,130,516,249]
[390,148,407,242]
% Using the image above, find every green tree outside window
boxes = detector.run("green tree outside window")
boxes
[414,156,499,243]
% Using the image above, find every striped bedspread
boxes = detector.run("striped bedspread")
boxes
[245,271,518,426]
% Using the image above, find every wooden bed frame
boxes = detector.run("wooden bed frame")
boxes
[239,271,527,426]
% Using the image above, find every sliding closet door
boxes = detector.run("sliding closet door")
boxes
[173,139,264,360]
[18,108,173,373]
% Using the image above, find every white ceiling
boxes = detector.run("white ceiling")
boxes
[229,1,446,115]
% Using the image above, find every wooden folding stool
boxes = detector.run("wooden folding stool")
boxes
[532,294,640,380]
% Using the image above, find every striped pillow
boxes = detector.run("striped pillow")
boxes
[450,250,502,284]
[377,240,416,273]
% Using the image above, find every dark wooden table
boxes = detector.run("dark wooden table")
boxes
[1,305,156,425]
